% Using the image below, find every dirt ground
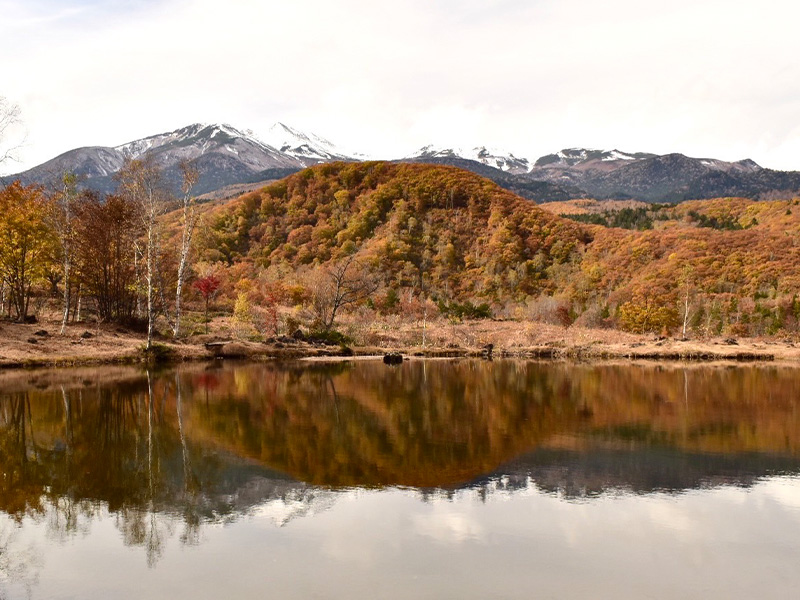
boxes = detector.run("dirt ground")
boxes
[1,316,798,370]
[0,321,203,368]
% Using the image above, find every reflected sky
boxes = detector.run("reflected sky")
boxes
[3,478,800,600]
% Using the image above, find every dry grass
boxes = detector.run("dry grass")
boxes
[338,315,800,362]
[1,309,798,371]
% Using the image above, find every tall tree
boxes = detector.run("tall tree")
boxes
[116,158,166,349]
[0,182,55,321]
[172,161,199,338]
[52,172,78,334]
[74,191,139,322]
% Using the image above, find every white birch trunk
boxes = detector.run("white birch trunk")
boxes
[172,163,198,339]
[682,292,690,337]
[59,176,75,335]
[146,197,155,350]
[173,203,195,338]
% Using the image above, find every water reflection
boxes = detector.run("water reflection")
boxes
[1,360,800,597]
[3,361,800,509]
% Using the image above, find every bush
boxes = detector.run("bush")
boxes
[307,329,353,346]
[141,342,175,364]
[573,305,611,329]
[233,292,256,339]
[437,300,492,320]
[618,301,679,334]
[555,304,574,328]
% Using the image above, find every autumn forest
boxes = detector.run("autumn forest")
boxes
[2,159,800,349]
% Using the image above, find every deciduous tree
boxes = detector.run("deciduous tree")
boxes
[173,161,199,338]
[192,274,220,333]
[74,191,139,322]
[117,157,167,349]
[310,253,378,331]
[51,172,78,333]
[0,182,56,321]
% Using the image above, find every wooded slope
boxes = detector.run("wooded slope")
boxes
[195,162,800,335]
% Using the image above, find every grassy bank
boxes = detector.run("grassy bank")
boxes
[1,317,797,370]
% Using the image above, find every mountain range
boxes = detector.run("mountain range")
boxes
[5,122,345,196]
[5,123,800,202]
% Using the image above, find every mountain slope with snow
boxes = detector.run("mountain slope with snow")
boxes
[6,122,359,195]
[410,145,531,174]
[527,148,767,202]
[5,126,798,203]
[533,148,657,170]
[260,122,358,164]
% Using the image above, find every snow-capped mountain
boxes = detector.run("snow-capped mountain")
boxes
[7,122,358,195]
[531,147,761,175]
[409,144,531,174]
[116,123,266,160]
[403,144,782,202]
[114,122,302,171]
[527,148,766,202]
[260,122,358,164]
[533,148,657,170]
[6,126,795,204]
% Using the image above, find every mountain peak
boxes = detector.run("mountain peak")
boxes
[4,121,788,204]
[409,144,531,174]
[260,122,354,164]
[533,148,654,169]
[113,122,266,160]
[269,121,301,137]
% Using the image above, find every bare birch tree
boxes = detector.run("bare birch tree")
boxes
[53,172,78,334]
[117,157,165,350]
[679,265,694,339]
[172,161,199,338]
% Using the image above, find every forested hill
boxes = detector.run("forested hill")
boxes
[197,161,591,301]
[196,162,800,335]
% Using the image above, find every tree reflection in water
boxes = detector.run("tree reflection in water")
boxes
[1,360,799,568]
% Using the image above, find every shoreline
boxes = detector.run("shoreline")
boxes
[0,344,784,371]
[0,322,796,371]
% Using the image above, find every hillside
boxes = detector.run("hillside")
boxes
[198,162,590,302]
[195,162,800,337]
[401,155,586,202]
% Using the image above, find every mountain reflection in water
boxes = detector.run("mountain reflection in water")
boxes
[1,359,800,584]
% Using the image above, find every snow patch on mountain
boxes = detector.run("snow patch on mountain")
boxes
[532,148,659,170]
[409,144,531,173]
[260,122,358,164]
[602,150,638,162]
[558,148,638,164]
[114,123,274,160]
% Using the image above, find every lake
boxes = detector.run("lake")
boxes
[1,359,799,599]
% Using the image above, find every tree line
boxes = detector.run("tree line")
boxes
[0,157,198,349]
[3,142,800,342]
[194,162,800,338]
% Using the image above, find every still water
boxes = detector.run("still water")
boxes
[1,359,800,599]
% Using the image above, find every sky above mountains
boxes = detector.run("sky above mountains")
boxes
[2,0,799,174]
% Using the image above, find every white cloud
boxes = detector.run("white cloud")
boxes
[2,0,800,173]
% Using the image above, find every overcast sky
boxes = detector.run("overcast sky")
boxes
[2,0,799,173]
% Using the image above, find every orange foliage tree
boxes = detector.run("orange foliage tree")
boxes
[0,182,56,320]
